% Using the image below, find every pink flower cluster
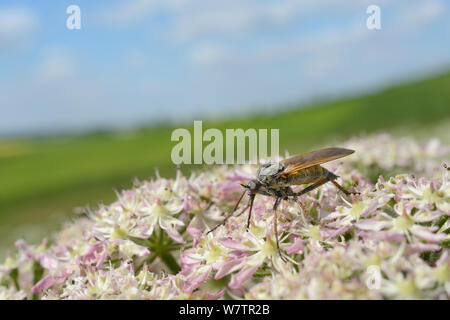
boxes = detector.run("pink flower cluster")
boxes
[0,134,448,300]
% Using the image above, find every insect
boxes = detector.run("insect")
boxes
[208,147,358,260]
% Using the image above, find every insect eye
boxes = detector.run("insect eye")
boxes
[247,180,260,191]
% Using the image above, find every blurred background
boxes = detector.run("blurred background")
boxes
[1,0,450,259]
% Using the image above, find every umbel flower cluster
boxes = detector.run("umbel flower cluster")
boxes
[1,133,449,300]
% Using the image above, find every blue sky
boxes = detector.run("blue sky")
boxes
[0,0,449,136]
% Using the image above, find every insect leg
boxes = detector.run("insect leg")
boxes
[273,197,286,262]
[235,202,250,218]
[291,179,329,216]
[246,194,256,231]
[207,190,247,234]
[330,180,359,196]
[297,200,310,215]
[293,178,329,197]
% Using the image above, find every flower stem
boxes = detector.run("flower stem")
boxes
[149,228,181,274]
[158,251,181,274]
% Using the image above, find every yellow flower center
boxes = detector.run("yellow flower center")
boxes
[111,226,128,240]
[250,225,265,238]
[423,187,444,204]
[158,187,173,199]
[432,265,450,283]
[364,254,381,267]
[152,204,169,218]
[206,246,222,263]
[308,225,322,241]
[396,279,419,299]
[4,256,16,269]
[394,215,414,232]
[261,240,277,257]
[349,202,365,219]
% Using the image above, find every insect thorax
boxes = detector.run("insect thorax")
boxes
[256,162,284,185]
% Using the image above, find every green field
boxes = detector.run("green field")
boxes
[1,71,450,257]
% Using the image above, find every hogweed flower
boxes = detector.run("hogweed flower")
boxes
[0,133,449,300]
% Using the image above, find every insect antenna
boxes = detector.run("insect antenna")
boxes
[207,189,247,234]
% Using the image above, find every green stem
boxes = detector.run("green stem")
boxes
[159,251,181,274]
[133,228,182,274]
[10,268,20,291]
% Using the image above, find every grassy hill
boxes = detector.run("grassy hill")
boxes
[1,71,450,257]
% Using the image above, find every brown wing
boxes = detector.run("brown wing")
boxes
[280,147,354,177]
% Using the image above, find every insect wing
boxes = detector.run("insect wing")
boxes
[280,148,354,177]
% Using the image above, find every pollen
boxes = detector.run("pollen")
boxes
[349,201,365,219]
[308,225,322,241]
[422,187,444,205]
[393,215,414,232]
[111,226,128,240]
[152,204,169,217]
[261,240,277,257]
[432,265,450,283]
[206,246,222,263]
[396,278,419,299]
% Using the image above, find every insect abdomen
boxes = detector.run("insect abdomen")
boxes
[286,165,330,185]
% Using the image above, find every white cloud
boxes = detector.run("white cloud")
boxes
[98,0,347,39]
[99,0,186,26]
[122,48,151,70]
[188,24,368,69]
[2,0,449,136]
[171,0,307,41]
[178,0,449,118]
[97,0,447,41]
[37,47,77,82]
[173,1,260,41]
[185,0,447,70]
[0,7,39,51]
[170,0,371,41]
[189,43,229,65]
[397,0,444,29]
